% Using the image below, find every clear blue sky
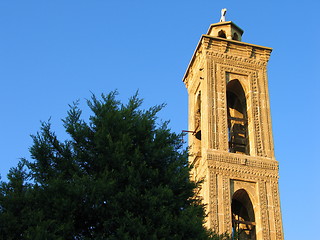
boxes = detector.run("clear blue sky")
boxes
[0,1,319,239]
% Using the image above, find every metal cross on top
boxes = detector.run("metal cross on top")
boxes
[220,8,227,22]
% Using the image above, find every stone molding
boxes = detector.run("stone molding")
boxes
[202,36,272,65]
[209,171,219,231]
[271,182,284,239]
[207,151,278,170]
[259,181,271,239]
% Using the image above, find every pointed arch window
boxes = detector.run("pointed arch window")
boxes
[232,189,256,240]
[227,80,249,155]
[194,92,201,146]
[218,30,227,38]
[232,32,239,41]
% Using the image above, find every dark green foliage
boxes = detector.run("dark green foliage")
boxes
[0,92,220,239]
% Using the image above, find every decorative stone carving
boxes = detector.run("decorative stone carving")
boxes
[222,176,232,231]
[271,182,284,239]
[183,20,283,239]
[258,181,271,239]
[209,171,219,231]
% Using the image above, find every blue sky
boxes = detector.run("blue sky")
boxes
[0,1,319,239]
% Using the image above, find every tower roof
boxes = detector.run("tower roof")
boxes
[207,21,244,41]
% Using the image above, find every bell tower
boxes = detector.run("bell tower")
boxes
[183,11,284,240]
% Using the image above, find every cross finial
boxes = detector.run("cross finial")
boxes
[220,8,227,22]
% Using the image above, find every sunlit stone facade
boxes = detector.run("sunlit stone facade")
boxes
[183,20,284,240]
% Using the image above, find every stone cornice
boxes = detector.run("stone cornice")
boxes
[199,150,280,180]
[202,35,272,51]
[206,150,278,170]
[183,35,272,85]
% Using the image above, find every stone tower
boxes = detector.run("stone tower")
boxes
[183,17,284,239]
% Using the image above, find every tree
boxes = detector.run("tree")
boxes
[0,92,215,240]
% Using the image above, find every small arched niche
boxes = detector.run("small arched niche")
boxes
[232,189,256,240]
[227,80,249,155]
[232,32,239,41]
[218,30,227,38]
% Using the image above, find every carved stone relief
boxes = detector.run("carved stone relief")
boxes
[258,181,270,239]
[209,170,219,231]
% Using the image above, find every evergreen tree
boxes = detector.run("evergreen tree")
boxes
[0,92,215,240]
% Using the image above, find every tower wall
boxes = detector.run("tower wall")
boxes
[183,23,284,240]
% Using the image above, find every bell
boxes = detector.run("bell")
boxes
[195,130,201,140]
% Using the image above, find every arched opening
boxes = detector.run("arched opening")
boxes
[194,92,201,150]
[218,30,227,38]
[227,80,249,155]
[232,189,256,240]
[232,33,239,41]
